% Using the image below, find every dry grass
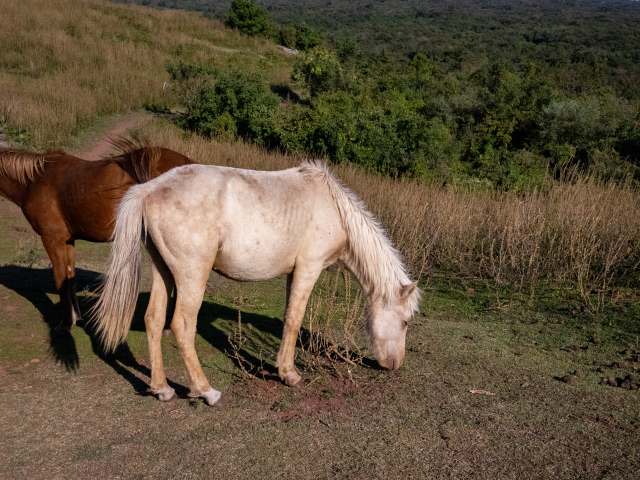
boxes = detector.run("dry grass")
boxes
[0,0,291,149]
[299,268,366,375]
[137,121,640,308]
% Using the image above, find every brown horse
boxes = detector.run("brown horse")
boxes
[0,138,191,331]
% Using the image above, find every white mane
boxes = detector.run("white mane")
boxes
[299,161,421,314]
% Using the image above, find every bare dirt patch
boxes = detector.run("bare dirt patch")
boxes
[76,113,152,160]
[234,376,385,423]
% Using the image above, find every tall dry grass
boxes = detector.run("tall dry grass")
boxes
[137,121,640,308]
[0,0,292,149]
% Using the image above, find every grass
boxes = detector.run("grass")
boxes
[0,0,294,150]
[1,0,639,476]
[0,183,639,478]
[134,120,640,313]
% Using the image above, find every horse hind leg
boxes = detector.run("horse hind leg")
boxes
[170,263,227,407]
[144,239,177,402]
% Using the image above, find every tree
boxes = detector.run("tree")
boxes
[226,0,270,37]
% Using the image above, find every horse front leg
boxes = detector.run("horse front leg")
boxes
[65,241,83,325]
[41,236,75,332]
[277,268,318,388]
[145,240,176,402]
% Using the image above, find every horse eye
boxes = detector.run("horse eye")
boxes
[403,320,409,327]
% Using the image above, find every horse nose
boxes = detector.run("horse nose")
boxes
[379,356,403,371]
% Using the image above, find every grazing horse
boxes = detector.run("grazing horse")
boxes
[0,139,191,331]
[93,162,421,406]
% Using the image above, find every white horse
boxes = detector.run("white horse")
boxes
[93,161,421,406]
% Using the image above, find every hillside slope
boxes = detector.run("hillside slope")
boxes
[0,0,293,149]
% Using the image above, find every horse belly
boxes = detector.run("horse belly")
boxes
[213,234,298,282]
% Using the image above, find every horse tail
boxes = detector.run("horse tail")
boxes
[90,184,150,352]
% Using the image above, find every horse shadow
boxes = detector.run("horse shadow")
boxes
[81,285,287,395]
[0,265,377,397]
[0,265,93,371]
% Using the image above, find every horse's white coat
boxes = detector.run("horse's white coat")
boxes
[94,162,421,402]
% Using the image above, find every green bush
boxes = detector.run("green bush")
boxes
[292,47,343,96]
[295,22,323,51]
[226,0,270,37]
[183,71,279,140]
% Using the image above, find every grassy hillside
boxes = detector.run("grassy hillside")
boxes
[119,0,640,100]
[115,0,640,187]
[0,2,639,476]
[0,121,639,478]
[0,0,293,149]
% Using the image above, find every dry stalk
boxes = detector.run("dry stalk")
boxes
[298,269,365,376]
[224,307,258,380]
[139,121,640,310]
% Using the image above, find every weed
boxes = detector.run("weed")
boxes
[137,120,640,311]
[298,269,365,378]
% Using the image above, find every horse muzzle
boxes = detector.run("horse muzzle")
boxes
[378,355,404,371]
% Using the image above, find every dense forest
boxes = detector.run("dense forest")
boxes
[117,0,640,187]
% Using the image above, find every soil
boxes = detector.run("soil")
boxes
[234,376,380,422]
[77,113,151,160]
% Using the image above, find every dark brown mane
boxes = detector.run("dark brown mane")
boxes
[0,147,49,184]
[107,136,161,184]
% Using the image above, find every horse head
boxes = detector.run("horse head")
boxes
[365,281,420,371]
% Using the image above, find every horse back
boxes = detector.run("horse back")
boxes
[142,165,347,281]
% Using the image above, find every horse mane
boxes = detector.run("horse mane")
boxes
[0,147,51,184]
[299,161,421,314]
[107,136,161,184]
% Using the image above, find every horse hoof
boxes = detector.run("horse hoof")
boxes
[201,388,226,407]
[162,329,172,337]
[53,324,72,335]
[213,394,229,408]
[293,379,305,390]
[153,386,176,402]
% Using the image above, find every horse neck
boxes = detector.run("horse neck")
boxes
[0,175,29,207]
[340,239,408,304]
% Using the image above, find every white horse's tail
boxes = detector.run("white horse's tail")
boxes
[91,185,149,352]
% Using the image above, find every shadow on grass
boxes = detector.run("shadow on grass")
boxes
[81,283,287,393]
[271,85,308,105]
[0,265,97,371]
[0,264,377,395]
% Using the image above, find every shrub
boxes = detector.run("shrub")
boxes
[295,22,323,51]
[292,47,343,97]
[183,71,279,140]
[226,0,270,37]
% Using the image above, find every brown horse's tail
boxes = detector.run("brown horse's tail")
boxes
[90,184,150,352]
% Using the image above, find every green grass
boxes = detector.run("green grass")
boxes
[0,197,639,478]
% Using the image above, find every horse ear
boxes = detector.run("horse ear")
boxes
[402,282,418,299]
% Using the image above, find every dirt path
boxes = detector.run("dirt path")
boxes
[77,112,151,160]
